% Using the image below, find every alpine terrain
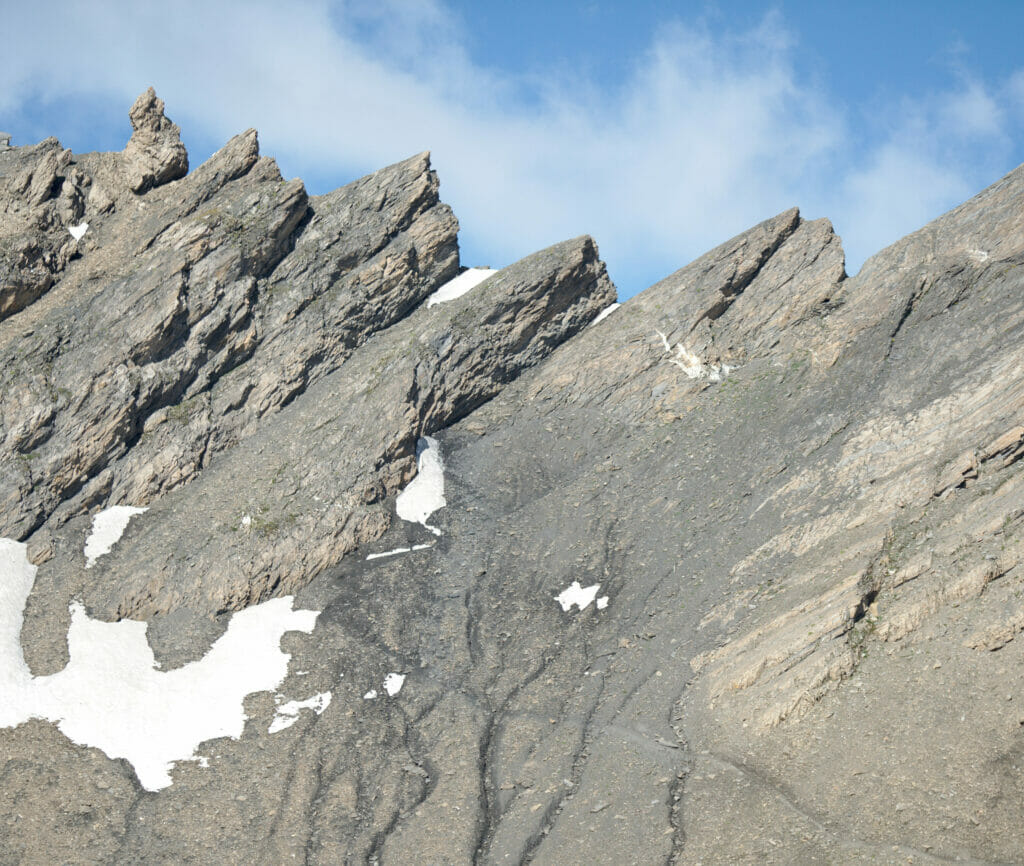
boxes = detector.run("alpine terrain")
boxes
[1,89,1022,865]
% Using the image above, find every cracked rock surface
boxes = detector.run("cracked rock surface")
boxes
[2,90,1023,865]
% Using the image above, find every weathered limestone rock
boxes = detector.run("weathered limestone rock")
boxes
[0,135,309,539]
[0,138,82,321]
[0,105,458,544]
[122,87,189,193]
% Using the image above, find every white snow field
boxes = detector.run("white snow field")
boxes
[426,267,496,307]
[0,537,321,791]
[365,543,433,561]
[363,673,406,699]
[395,436,446,535]
[84,505,148,567]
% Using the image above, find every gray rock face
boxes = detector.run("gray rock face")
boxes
[23,232,613,673]
[0,105,461,545]
[0,137,83,321]
[1,92,1023,865]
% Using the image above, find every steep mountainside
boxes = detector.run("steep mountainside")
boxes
[1,90,1022,865]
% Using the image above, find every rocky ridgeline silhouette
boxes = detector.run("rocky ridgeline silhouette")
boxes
[1,90,1022,864]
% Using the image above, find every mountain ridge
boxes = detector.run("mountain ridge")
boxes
[1,89,1022,864]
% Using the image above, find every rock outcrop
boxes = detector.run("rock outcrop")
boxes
[1,90,1022,865]
[122,87,189,193]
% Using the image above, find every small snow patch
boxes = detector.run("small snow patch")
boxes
[240,514,252,528]
[656,331,733,381]
[68,223,89,242]
[395,437,446,535]
[591,303,620,326]
[555,581,602,612]
[383,673,406,697]
[365,544,434,561]
[84,506,148,568]
[268,691,332,734]
[427,268,497,307]
[596,596,609,610]
[364,689,378,700]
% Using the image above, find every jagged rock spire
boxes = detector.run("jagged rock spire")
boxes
[122,87,189,193]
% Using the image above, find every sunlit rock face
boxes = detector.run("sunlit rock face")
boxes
[2,88,1024,864]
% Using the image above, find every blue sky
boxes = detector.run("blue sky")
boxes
[3,1,1023,298]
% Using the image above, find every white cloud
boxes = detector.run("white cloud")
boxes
[1008,70,1024,109]
[2,1,1022,288]
[839,142,974,265]
[941,80,1005,138]
[825,76,1018,270]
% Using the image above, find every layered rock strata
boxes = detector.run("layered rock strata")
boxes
[1,91,1022,865]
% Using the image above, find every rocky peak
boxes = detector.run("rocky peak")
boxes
[122,86,189,193]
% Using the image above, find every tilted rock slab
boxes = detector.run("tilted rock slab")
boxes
[22,232,614,671]
[0,105,458,542]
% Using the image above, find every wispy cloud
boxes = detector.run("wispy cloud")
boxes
[831,74,1019,266]
[3,1,1022,293]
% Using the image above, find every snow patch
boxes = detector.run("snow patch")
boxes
[365,544,434,561]
[0,538,320,791]
[68,223,89,241]
[555,581,602,612]
[656,331,733,382]
[84,506,148,568]
[395,437,446,535]
[268,691,332,734]
[596,596,609,610]
[591,303,620,325]
[383,672,406,696]
[427,268,496,307]
[363,689,378,700]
